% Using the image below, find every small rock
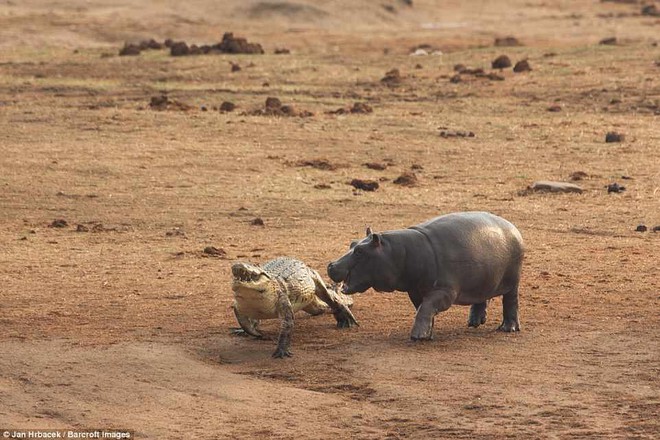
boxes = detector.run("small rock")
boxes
[274,48,291,54]
[170,41,190,56]
[653,226,660,232]
[410,48,429,56]
[381,69,402,86]
[314,183,331,189]
[513,60,532,73]
[220,101,236,112]
[453,64,467,72]
[231,62,241,72]
[605,132,625,143]
[393,172,418,187]
[449,74,462,83]
[350,179,379,191]
[606,182,626,193]
[265,97,282,109]
[250,218,265,226]
[50,219,68,228]
[119,43,141,56]
[527,181,583,194]
[350,102,373,114]
[641,4,660,17]
[492,55,512,69]
[599,37,617,46]
[494,36,522,47]
[569,171,589,181]
[203,246,227,257]
[76,224,89,232]
[440,130,475,138]
[364,162,388,170]
[547,105,562,112]
[410,164,423,170]
[297,159,338,171]
[635,225,648,232]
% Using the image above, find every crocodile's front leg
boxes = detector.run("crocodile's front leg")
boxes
[312,270,359,328]
[273,281,294,358]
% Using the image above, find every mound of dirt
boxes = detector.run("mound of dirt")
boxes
[381,69,402,86]
[495,36,523,47]
[119,39,165,56]
[363,162,387,170]
[393,172,418,186]
[118,43,141,56]
[439,130,475,138]
[605,132,625,142]
[149,95,193,111]
[350,179,379,191]
[492,55,512,69]
[329,102,373,115]
[247,97,313,117]
[216,32,264,54]
[219,101,236,112]
[296,159,340,171]
[513,60,532,72]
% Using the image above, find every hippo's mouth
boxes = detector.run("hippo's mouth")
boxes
[341,271,370,295]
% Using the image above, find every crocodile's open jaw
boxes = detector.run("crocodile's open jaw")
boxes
[231,263,271,291]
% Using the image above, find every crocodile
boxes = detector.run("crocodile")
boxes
[231,257,358,358]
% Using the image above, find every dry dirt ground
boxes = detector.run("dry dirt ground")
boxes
[1,0,659,438]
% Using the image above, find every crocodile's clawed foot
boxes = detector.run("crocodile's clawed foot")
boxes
[230,328,262,338]
[272,347,293,358]
[334,308,359,329]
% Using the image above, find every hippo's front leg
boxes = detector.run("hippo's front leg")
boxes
[410,288,457,340]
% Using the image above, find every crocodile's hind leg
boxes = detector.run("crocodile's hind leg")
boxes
[303,296,330,316]
[311,270,359,329]
[230,303,263,338]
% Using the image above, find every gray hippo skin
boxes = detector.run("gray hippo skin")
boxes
[327,212,524,340]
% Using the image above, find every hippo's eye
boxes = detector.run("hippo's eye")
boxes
[353,246,364,257]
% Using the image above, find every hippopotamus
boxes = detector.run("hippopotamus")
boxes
[327,212,524,340]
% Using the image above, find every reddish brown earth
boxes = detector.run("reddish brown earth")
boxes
[1,1,659,439]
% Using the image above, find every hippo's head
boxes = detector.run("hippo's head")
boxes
[327,227,400,294]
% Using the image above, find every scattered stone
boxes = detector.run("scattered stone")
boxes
[231,62,241,72]
[314,183,331,189]
[599,37,617,46]
[248,97,313,117]
[621,175,632,180]
[494,36,522,47]
[296,159,339,171]
[140,38,164,50]
[393,172,418,186]
[381,68,402,86]
[410,48,429,56]
[203,246,227,257]
[635,225,648,232]
[149,95,193,111]
[453,64,467,72]
[364,162,388,170]
[274,48,291,54]
[653,226,660,232]
[75,224,89,232]
[440,130,475,138]
[351,102,373,114]
[350,179,379,191]
[513,60,532,72]
[219,101,236,112]
[526,181,584,194]
[119,43,141,56]
[449,74,462,83]
[410,164,423,170]
[250,218,265,226]
[605,132,625,143]
[170,41,190,56]
[50,219,68,228]
[641,4,660,17]
[217,32,264,54]
[547,104,562,112]
[492,55,512,69]
[569,171,589,181]
[165,228,187,237]
[607,182,626,193]
[484,72,505,81]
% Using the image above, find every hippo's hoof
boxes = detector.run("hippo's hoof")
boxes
[497,320,521,332]
[272,347,293,358]
[467,313,487,328]
[410,327,434,341]
[334,309,359,329]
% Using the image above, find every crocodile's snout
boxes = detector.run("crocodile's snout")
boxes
[232,263,269,282]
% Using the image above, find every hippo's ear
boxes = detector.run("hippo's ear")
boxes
[370,233,382,247]
[366,226,373,237]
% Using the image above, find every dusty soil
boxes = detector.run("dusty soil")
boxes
[1,0,659,438]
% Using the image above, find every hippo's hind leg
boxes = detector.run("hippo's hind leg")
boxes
[498,282,521,332]
[468,302,488,328]
[303,296,330,316]
[411,288,457,341]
